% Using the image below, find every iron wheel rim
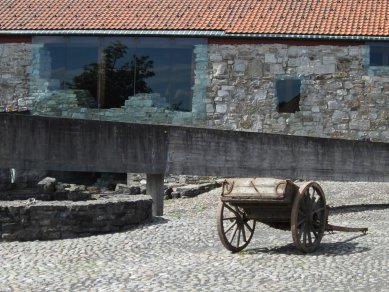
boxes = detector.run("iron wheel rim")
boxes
[217,201,256,252]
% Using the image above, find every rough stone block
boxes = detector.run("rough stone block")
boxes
[234,60,247,72]
[332,110,349,122]
[337,89,347,96]
[37,177,56,193]
[323,56,337,65]
[288,58,300,67]
[265,53,277,63]
[206,104,214,113]
[247,59,264,78]
[327,101,340,110]
[315,64,336,74]
[217,90,229,97]
[350,120,371,130]
[216,104,227,113]
[210,54,223,62]
[221,85,235,91]
[212,63,227,76]
[312,106,320,113]
[270,64,285,74]
[288,46,301,58]
[115,184,141,195]
[254,90,267,100]
[349,47,361,56]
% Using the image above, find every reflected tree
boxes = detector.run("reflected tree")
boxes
[73,42,155,108]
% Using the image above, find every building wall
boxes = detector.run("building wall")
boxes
[207,43,389,142]
[0,42,31,112]
[1,38,389,143]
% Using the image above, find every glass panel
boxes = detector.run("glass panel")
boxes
[30,36,207,125]
[33,36,67,90]
[101,37,137,108]
[34,36,100,108]
[135,37,195,112]
[46,42,66,90]
[67,37,99,108]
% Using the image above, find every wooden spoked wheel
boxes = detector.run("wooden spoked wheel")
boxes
[291,182,327,253]
[217,201,256,252]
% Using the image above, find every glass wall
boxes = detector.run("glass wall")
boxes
[32,36,206,113]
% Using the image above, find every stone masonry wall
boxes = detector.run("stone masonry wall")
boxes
[0,43,32,112]
[0,195,152,241]
[207,44,389,142]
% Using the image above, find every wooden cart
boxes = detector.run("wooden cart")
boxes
[217,178,368,253]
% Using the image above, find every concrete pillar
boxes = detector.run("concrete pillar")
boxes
[146,173,164,216]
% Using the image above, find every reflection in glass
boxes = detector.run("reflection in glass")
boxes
[74,41,155,108]
[34,36,200,112]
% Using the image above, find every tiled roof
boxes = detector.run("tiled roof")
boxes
[0,0,388,37]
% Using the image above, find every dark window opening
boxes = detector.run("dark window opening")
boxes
[369,42,389,66]
[276,79,301,113]
[35,36,202,112]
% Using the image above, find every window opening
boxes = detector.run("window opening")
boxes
[276,78,301,113]
[369,42,389,66]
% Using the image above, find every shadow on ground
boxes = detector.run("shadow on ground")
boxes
[330,203,389,214]
[245,234,370,256]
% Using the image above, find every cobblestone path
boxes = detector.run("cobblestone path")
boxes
[1,181,389,291]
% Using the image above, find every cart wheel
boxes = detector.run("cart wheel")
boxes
[217,201,256,252]
[291,182,326,253]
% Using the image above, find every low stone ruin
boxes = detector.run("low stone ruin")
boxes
[0,194,152,241]
[0,173,221,241]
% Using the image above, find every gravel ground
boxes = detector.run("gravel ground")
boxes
[1,180,389,291]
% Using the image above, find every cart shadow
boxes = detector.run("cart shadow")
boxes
[330,203,389,214]
[245,234,370,256]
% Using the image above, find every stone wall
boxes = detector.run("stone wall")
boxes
[0,43,32,112]
[207,43,389,142]
[0,195,152,241]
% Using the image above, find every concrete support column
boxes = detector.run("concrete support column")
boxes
[146,173,164,216]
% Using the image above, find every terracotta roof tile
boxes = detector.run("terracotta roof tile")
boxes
[0,0,389,36]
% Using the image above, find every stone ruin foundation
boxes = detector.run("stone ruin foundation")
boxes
[0,189,152,241]
[0,170,221,241]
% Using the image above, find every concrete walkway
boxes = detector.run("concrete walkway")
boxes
[1,181,389,291]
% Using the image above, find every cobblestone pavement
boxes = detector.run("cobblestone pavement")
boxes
[1,181,389,291]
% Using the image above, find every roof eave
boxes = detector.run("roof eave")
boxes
[1,29,389,41]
